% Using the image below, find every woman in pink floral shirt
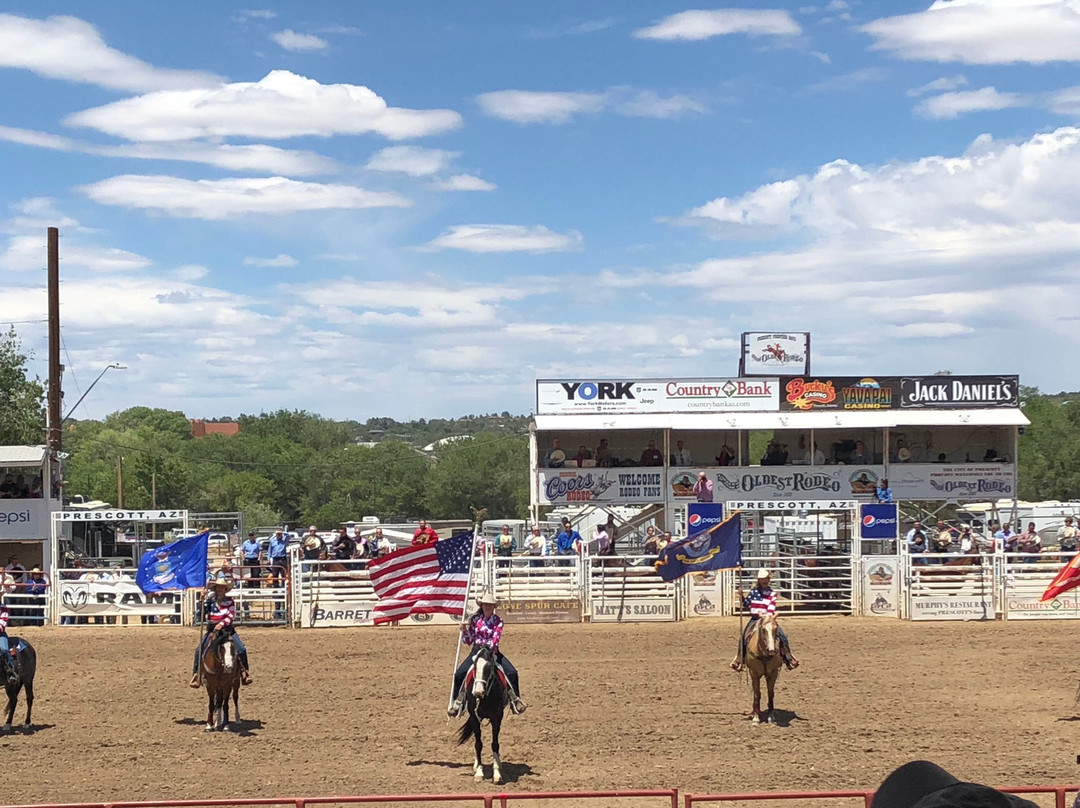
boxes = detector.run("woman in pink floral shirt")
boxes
[447,591,526,717]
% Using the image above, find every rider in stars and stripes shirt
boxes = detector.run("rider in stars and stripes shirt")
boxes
[730,569,799,673]
[190,573,251,688]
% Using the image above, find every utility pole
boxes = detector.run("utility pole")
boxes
[47,227,62,453]
[116,456,124,508]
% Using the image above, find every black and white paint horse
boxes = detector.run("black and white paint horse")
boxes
[456,645,507,783]
[3,636,35,732]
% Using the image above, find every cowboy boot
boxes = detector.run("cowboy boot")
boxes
[239,652,252,685]
[189,672,201,688]
[781,643,800,670]
[506,685,527,715]
[729,656,744,672]
[447,686,466,718]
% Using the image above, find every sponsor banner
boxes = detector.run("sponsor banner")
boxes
[861,556,899,617]
[0,500,42,539]
[741,332,810,376]
[539,468,664,504]
[500,599,581,624]
[301,600,378,627]
[909,594,995,621]
[687,570,723,618]
[781,376,898,411]
[1006,592,1080,620]
[591,596,677,622]
[727,499,856,511]
[56,578,182,617]
[687,503,725,532]
[888,464,1015,501]
[899,375,1019,409]
[56,509,188,523]
[535,378,779,415]
[860,503,899,539]
[714,466,879,501]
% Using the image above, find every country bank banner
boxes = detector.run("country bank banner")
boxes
[536,378,779,415]
[778,375,1019,411]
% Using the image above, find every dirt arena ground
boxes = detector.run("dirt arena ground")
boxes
[2,618,1079,804]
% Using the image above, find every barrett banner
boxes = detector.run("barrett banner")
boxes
[899,375,1019,409]
[741,332,810,376]
[535,378,779,415]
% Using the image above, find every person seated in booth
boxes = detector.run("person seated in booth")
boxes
[594,438,613,467]
[0,474,15,498]
[983,448,999,462]
[639,440,663,466]
[890,439,911,463]
[672,440,693,467]
[715,445,735,466]
[572,444,592,467]
[851,440,872,464]
[28,476,43,498]
[544,437,566,468]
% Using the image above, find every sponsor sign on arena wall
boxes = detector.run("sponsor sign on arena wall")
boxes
[500,599,581,624]
[899,375,1019,409]
[0,500,42,539]
[1006,593,1080,620]
[301,600,378,627]
[712,465,874,501]
[860,503,898,539]
[861,556,899,617]
[56,578,181,617]
[687,503,725,532]
[776,375,1020,411]
[535,378,779,415]
[909,594,995,621]
[591,597,676,622]
[539,468,665,504]
[55,509,188,522]
[740,332,810,376]
[888,464,1015,500]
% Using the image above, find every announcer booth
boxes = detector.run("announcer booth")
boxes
[531,375,1028,619]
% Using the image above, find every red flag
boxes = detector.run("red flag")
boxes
[1041,551,1080,601]
[366,530,474,625]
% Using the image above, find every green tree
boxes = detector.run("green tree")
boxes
[423,432,528,519]
[0,326,45,445]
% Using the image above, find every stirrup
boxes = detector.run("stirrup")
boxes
[510,697,527,715]
[729,659,743,672]
[241,670,252,685]
[786,657,800,670]
[189,674,201,689]
[447,699,464,718]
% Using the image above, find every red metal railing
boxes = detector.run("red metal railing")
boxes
[686,785,1078,808]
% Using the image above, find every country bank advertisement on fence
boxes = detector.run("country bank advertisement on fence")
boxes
[536,378,779,415]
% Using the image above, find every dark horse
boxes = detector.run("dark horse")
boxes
[456,645,507,784]
[201,631,241,732]
[3,636,35,732]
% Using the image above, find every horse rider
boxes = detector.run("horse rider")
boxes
[0,595,12,678]
[730,569,800,672]
[189,572,252,688]
[447,592,527,718]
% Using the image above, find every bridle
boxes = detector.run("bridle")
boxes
[751,614,780,660]
[470,646,495,699]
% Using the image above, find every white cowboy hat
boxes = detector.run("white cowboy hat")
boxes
[304,536,322,550]
[756,569,771,580]
[210,572,231,588]
[476,592,498,606]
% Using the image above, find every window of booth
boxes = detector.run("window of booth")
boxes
[669,432,740,467]
[887,426,1012,465]
[538,430,665,469]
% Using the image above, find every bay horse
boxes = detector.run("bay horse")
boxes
[456,646,507,784]
[3,636,35,732]
[201,631,241,732]
[742,614,783,725]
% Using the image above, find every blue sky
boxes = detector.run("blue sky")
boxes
[4,1,1080,422]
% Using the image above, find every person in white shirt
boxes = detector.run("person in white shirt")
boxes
[590,524,610,555]
[673,440,693,467]
[525,527,547,569]
[1058,517,1078,552]
[805,442,826,465]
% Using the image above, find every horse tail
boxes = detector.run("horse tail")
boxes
[457,717,476,746]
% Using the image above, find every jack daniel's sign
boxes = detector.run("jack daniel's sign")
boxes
[899,376,1018,409]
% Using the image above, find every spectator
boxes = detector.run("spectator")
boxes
[657,531,674,554]
[240,531,262,583]
[804,442,825,466]
[890,439,911,463]
[715,445,735,466]
[0,474,15,498]
[904,522,924,551]
[28,475,42,498]
[412,519,439,545]
[351,525,367,559]
[875,478,893,503]
[331,527,356,561]
[495,524,514,567]
[268,529,288,575]
[544,438,566,468]
[640,440,664,467]
[301,526,325,561]
[13,474,29,498]
[555,518,581,565]
[604,515,619,556]
[852,440,872,464]
[25,567,47,624]
[994,522,1015,552]
[1059,517,1078,552]
[590,523,610,555]
[932,521,955,558]
[1018,521,1041,563]
[524,527,547,568]
[910,531,928,564]
[693,471,714,503]
[672,440,693,467]
[594,438,613,467]
[643,526,660,556]
[572,444,593,467]
[4,555,25,585]
[958,524,976,554]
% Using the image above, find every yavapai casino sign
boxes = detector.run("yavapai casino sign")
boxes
[535,378,779,415]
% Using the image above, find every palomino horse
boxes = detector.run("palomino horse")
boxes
[742,614,783,725]
[456,646,507,784]
[3,636,35,732]
[201,632,242,732]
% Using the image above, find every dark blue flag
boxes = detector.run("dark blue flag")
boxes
[136,530,210,593]
[654,513,742,583]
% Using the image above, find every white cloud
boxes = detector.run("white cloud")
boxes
[235,9,277,21]
[79,175,411,219]
[365,146,457,176]
[431,174,497,192]
[0,14,221,91]
[477,87,706,124]
[0,233,151,273]
[425,224,583,253]
[66,70,463,142]
[527,18,617,38]
[633,9,801,41]
[0,125,338,175]
[811,51,832,63]
[685,180,802,227]
[808,67,889,93]
[907,75,969,97]
[244,254,299,267]
[863,0,1080,65]
[272,29,329,51]
[915,86,1024,119]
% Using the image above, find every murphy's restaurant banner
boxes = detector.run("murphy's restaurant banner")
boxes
[536,378,779,415]
[779,375,1019,411]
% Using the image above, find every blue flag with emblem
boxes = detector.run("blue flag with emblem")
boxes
[654,513,742,582]
[136,530,210,593]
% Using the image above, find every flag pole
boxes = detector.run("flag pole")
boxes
[448,523,481,705]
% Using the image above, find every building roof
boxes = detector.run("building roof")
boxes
[533,408,1029,432]
[0,446,47,466]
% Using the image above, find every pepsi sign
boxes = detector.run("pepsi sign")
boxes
[687,503,725,533]
[860,503,898,539]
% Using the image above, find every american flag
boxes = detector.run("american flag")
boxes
[367,530,475,625]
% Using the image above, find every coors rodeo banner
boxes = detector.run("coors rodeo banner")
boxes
[779,375,1019,411]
